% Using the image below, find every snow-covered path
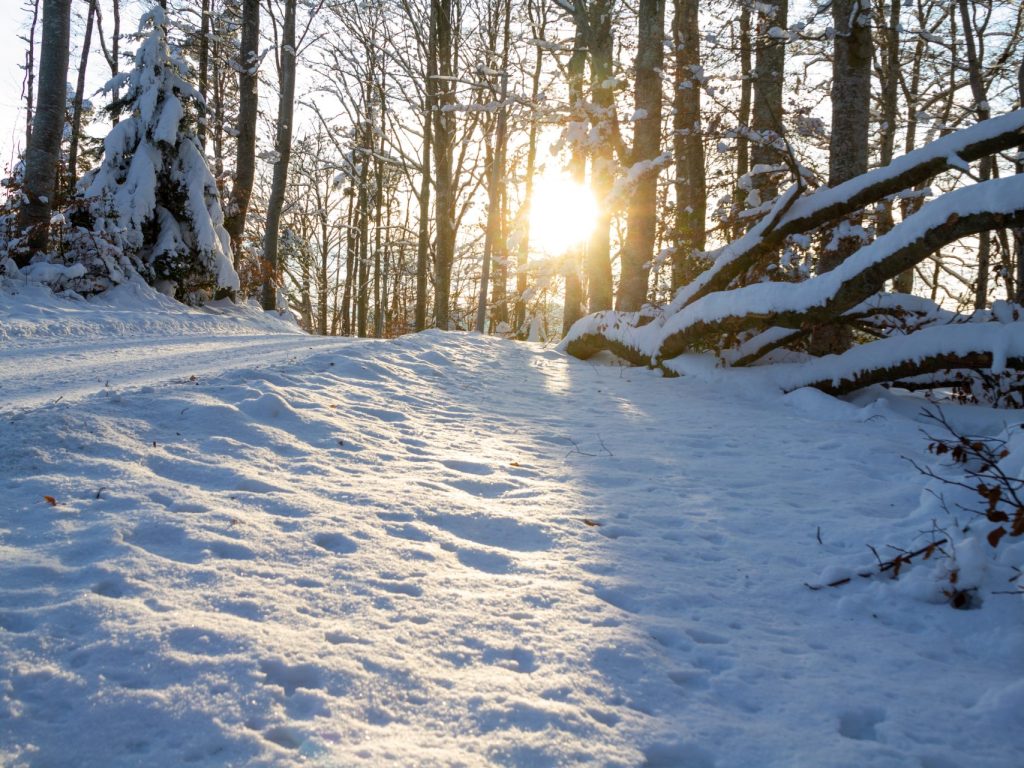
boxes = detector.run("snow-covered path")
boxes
[2,319,1022,766]
[0,334,349,412]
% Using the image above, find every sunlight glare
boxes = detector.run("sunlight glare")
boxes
[528,175,598,258]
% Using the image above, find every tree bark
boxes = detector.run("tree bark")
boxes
[16,0,72,263]
[811,0,872,354]
[514,0,546,335]
[585,0,616,313]
[224,0,260,270]
[415,0,436,331]
[66,0,96,198]
[562,24,587,335]
[958,0,993,310]
[616,0,665,311]
[749,0,787,205]
[733,4,751,237]
[475,0,511,333]
[22,0,40,150]
[671,0,705,290]
[1016,60,1024,303]
[432,0,457,329]
[261,0,296,311]
[197,0,210,149]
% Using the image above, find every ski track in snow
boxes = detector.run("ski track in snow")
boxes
[0,335,353,412]
[1,328,1023,766]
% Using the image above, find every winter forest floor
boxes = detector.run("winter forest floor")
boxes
[1,281,1022,767]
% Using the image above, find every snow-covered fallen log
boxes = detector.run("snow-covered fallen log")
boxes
[655,174,1024,362]
[779,321,1024,396]
[670,108,1024,311]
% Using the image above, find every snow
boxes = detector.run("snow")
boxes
[2,284,1023,766]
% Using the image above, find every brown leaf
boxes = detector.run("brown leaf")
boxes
[987,526,1007,548]
[1012,507,1024,537]
[890,555,904,578]
[43,495,57,507]
[581,518,602,527]
[510,461,521,467]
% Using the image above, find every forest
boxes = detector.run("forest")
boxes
[4,2,1024,764]
[3,0,1023,399]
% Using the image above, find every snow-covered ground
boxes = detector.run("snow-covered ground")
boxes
[1,280,1022,767]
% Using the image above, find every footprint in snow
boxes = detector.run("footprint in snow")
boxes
[440,459,494,475]
[313,532,358,555]
[838,707,886,741]
[259,659,325,695]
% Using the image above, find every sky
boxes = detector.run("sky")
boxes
[0,0,31,171]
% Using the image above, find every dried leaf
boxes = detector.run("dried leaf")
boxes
[43,495,57,507]
[581,518,602,527]
[890,555,904,578]
[987,526,1007,548]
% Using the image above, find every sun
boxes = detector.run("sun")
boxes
[528,174,598,257]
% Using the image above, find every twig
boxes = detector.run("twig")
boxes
[805,538,948,590]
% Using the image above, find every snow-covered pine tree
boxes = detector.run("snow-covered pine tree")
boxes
[78,4,239,303]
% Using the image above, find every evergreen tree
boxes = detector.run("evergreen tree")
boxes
[79,4,239,303]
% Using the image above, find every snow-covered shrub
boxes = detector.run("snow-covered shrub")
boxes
[74,5,238,304]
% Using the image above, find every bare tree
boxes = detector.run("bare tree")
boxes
[262,0,297,310]
[616,0,665,311]
[224,0,260,266]
[16,0,72,262]
[671,0,705,290]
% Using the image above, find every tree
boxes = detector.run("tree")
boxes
[616,0,665,311]
[670,0,705,291]
[78,6,239,301]
[223,0,259,265]
[15,0,72,262]
[261,0,297,310]
[562,110,1024,398]
[431,0,457,329]
[66,0,98,198]
[810,0,872,355]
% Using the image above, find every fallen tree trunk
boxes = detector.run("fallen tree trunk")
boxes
[655,174,1024,362]
[778,321,1024,396]
[671,108,1024,311]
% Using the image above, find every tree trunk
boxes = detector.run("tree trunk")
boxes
[733,4,751,237]
[224,0,259,270]
[1016,60,1024,303]
[671,0,705,290]
[66,0,96,198]
[95,0,120,125]
[341,191,355,335]
[432,0,456,329]
[513,0,544,335]
[415,0,436,331]
[586,0,615,312]
[749,0,787,205]
[261,0,296,311]
[357,122,371,337]
[197,0,210,149]
[562,25,587,334]
[475,0,510,333]
[957,0,993,310]
[811,0,872,354]
[22,0,39,150]
[16,0,71,263]
[616,0,665,311]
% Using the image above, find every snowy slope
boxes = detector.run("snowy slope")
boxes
[1,283,1023,767]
